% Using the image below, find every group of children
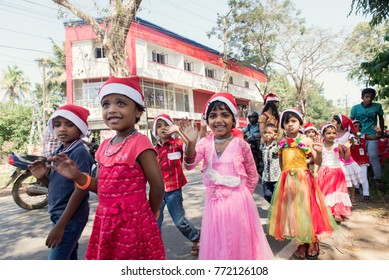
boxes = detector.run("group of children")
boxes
[27,74,376,261]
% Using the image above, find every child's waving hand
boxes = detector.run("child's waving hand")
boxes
[179,118,198,144]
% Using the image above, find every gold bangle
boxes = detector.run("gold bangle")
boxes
[75,173,91,190]
[155,210,160,219]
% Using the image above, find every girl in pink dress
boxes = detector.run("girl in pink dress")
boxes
[317,123,352,223]
[181,92,274,260]
[48,76,165,260]
[332,114,364,206]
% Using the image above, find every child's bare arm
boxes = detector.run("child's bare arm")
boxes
[138,149,164,216]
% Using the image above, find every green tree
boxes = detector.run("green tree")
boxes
[0,101,33,154]
[210,0,344,119]
[350,0,389,26]
[209,0,304,99]
[348,1,389,99]
[0,65,31,102]
[342,22,389,81]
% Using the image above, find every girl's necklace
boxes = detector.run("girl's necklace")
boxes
[104,130,138,157]
[214,135,233,158]
[214,135,233,144]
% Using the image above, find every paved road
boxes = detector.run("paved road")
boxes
[0,166,291,260]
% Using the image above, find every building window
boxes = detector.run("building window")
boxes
[142,81,189,112]
[205,67,216,78]
[229,76,234,84]
[184,60,194,72]
[152,50,168,64]
[94,47,106,59]
[244,81,250,88]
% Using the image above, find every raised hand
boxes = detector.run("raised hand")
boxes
[29,160,49,180]
[165,124,179,135]
[313,142,323,153]
[179,117,198,143]
[47,153,79,180]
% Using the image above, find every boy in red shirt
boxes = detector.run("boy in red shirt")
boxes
[153,114,201,256]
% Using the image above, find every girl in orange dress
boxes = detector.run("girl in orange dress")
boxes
[267,108,336,260]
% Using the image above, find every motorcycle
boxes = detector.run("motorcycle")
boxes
[5,153,48,210]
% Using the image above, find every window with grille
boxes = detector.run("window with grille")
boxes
[152,50,168,64]
[205,67,216,78]
[184,60,194,72]
[244,81,250,88]
[94,47,106,59]
[229,76,234,84]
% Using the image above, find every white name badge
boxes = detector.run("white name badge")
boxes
[168,152,181,160]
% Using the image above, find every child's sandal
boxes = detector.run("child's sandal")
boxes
[306,242,320,260]
[293,244,308,260]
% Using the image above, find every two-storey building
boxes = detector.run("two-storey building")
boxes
[64,18,266,140]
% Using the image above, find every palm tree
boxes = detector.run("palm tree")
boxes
[45,38,66,94]
[0,65,31,102]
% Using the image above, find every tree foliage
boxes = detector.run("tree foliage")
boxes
[0,101,33,154]
[350,0,389,26]
[210,0,343,119]
[342,22,389,81]
[348,1,389,99]
[0,65,31,102]
[53,0,142,77]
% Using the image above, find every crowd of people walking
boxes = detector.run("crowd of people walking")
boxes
[28,76,385,261]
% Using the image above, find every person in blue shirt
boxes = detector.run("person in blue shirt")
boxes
[350,88,385,187]
[29,104,94,260]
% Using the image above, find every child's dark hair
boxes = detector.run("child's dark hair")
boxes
[361,88,376,98]
[261,101,279,122]
[281,111,303,129]
[332,115,342,128]
[135,103,145,123]
[205,100,235,127]
[265,123,278,133]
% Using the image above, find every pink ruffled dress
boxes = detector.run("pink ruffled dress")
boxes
[335,132,364,187]
[185,135,274,260]
[317,143,352,217]
[87,133,165,260]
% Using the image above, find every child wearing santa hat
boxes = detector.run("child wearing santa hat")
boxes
[267,108,336,260]
[316,122,352,223]
[152,114,201,256]
[47,76,165,260]
[303,122,321,172]
[259,93,281,143]
[29,104,95,259]
[332,114,364,206]
[179,92,274,260]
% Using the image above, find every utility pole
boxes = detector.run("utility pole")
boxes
[42,60,47,127]
[344,93,349,115]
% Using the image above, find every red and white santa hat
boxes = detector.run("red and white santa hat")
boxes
[47,104,90,137]
[263,92,279,104]
[203,92,238,124]
[320,122,337,135]
[303,122,319,134]
[152,114,174,139]
[98,76,144,106]
[280,107,303,129]
[338,114,357,133]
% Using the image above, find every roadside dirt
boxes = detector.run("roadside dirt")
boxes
[318,193,389,260]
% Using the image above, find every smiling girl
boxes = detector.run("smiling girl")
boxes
[180,92,274,260]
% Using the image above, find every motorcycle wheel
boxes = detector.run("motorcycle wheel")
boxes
[12,171,48,210]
